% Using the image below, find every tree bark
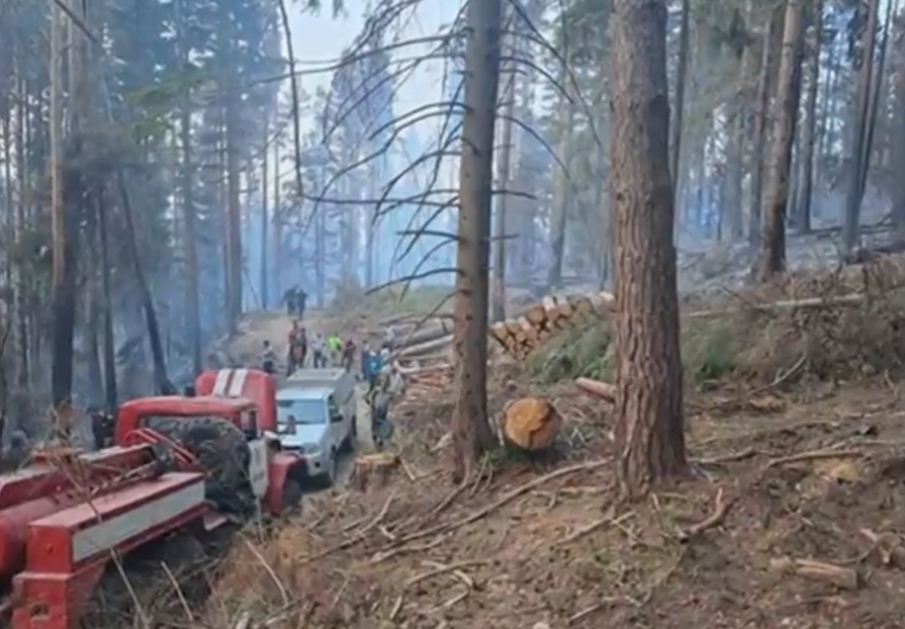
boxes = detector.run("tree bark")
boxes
[893,9,905,241]
[491,50,515,322]
[547,63,574,291]
[669,0,690,188]
[609,0,688,499]
[755,0,805,281]
[841,0,880,255]
[748,10,781,248]
[49,1,77,411]
[176,0,202,374]
[451,0,502,482]
[795,0,823,233]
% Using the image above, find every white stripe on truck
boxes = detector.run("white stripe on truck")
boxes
[228,368,248,396]
[212,369,231,395]
[71,483,205,561]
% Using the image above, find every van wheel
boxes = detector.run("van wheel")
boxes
[341,419,357,453]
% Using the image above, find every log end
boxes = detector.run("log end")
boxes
[501,397,562,452]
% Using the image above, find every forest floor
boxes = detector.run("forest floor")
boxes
[191,270,905,629]
[197,373,905,629]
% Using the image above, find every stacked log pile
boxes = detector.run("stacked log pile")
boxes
[488,291,614,360]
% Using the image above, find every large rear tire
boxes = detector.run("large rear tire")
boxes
[144,416,252,513]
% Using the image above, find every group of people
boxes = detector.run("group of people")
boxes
[279,321,358,374]
[258,314,402,450]
[282,286,308,318]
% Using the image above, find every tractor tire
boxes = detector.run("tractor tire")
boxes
[144,415,253,514]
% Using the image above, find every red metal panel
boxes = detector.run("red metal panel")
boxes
[26,472,205,572]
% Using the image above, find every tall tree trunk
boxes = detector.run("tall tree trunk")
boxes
[669,0,690,189]
[97,186,118,413]
[49,1,76,412]
[116,172,174,394]
[724,2,754,243]
[491,65,515,322]
[451,0,501,482]
[893,9,905,240]
[261,116,270,308]
[841,0,880,255]
[748,10,780,248]
[795,0,823,233]
[14,75,29,394]
[225,89,243,327]
[546,65,574,291]
[609,0,687,499]
[177,0,202,374]
[756,0,805,281]
[273,140,282,298]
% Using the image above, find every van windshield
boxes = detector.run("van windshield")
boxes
[276,398,326,426]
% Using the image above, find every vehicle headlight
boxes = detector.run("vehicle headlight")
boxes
[301,443,320,454]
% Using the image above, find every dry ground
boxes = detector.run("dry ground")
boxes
[195,374,905,629]
[179,263,905,629]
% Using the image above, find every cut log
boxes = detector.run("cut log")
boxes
[395,321,453,348]
[349,452,400,492]
[575,377,616,402]
[487,290,615,360]
[500,397,562,452]
[685,294,866,319]
[393,334,453,359]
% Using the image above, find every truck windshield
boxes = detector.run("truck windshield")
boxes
[276,399,326,426]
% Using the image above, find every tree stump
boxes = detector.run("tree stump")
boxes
[500,397,562,452]
[349,452,400,491]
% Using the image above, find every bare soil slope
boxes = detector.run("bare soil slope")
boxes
[198,375,905,629]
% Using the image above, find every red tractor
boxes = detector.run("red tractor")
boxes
[0,387,307,629]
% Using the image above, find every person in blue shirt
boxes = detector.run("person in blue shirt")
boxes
[362,346,384,391]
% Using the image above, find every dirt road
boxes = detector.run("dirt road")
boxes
[219,310,377,489]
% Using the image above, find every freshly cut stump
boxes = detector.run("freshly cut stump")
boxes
[500,397,562,452]
[349,452,400,491]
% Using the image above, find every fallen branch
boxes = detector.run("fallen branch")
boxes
[575,377,616,402]
[859,528,905,568]
[404,560,483,588]
[553,510,634,547]
[766,449,864,468]
[770,557,860,590]
[393,459,610,546]
[686,293,866,319]
[678,488,732,541]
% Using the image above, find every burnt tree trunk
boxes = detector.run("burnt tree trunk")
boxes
[609,0,688,498]
[451,0,502,482]
[756,0,805,281]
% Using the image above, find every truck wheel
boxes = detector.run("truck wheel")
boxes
[145,415,252,514]
[282,479,303,514]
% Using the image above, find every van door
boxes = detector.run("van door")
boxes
[326,394,344,447]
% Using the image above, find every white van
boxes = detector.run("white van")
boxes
[273,369,357,485]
